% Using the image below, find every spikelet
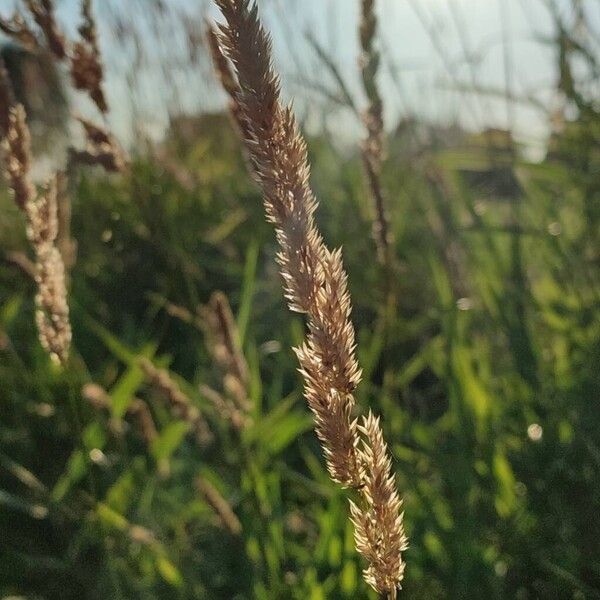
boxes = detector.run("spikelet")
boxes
[213,0,363,488]
[350,413,408,598]
[70,116,126,172]
[29,177,72,364]
[25,0,67,60]
[200,291,251,430]
[212,2,407,595]
[196,477,242,535]
[0,11,38,51]
[70,0,107,113]
[3,104,36,211]
[2,101,72,364]
[359,0,393,268]
[139,358,213,446]
[203,292,249,408]
[82,383,159,446]
[206,23,252,146]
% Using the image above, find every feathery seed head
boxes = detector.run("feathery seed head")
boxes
[70,0,107,113]
[140,358,213,446]
[351,412,408,596]
[212,1,407,592]
[31,178,72,364]
[201,291,251,419]
[3,105,35,211]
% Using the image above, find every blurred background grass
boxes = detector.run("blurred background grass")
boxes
[1,0,600,598]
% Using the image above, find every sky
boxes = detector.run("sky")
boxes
[3,0,600,153]
[261,0,573,150]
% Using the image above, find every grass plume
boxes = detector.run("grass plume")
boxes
[70,0,107,113]
[211,1,407,594]
[2,106,71,363]
[139,358,213,447]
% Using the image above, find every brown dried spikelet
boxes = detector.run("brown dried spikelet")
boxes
[25,0,67,60]
[0,12,38,51]
[196,477,242,536]
[82,383,158,446]
[202,291,249,409]
[127,399,159,446]
[70,0,107,113]
[200,292,251,430]
[139,358,213,447]
[70,116,127,172]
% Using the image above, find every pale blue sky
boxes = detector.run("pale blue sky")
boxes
[3,0,599,152]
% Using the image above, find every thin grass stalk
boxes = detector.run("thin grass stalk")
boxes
[211,2,407,595]
[359,0,393,269]
[0,56,15,138]
[196,476,242,535]
[200,291,251,430]
[82,383,159,447]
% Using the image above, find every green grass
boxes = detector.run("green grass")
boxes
[0,106,599,599]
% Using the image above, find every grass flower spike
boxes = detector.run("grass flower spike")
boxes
[211,1,407,595]
[2,106,71,363]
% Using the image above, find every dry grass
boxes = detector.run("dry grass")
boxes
[82,383,159,447]
[200,291,252,431]
[196,476,243,536]
[139,358,213,447]
[70,0,107,113]
[25,0,67,60]
[211,1,407,595]
[2,105,71,364]
[0,0,125,363]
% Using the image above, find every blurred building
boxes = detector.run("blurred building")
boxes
[1,42,68,153]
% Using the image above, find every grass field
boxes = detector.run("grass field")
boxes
[0,1,599,598]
